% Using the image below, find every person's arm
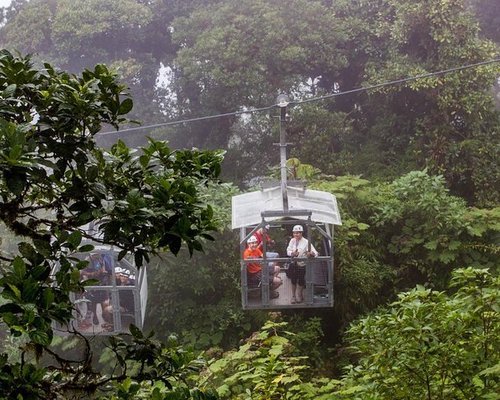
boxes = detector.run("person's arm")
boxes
[81,268,98,279]
[307,242,318,257]
[288,239,301,257]
[254,231,263,251]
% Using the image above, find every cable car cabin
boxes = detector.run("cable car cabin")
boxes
[54,246,148,335]
[232,185,342,309]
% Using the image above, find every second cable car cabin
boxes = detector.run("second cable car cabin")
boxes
[232,184,342,309]
[53,241,148,336]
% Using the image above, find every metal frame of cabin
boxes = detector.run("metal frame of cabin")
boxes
[232,185,342,309]
[53,240,148,336]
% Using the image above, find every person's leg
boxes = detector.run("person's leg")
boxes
[266,253,279,278]
[289,263,298,303]
[90,301,99,325]
[291,275,297,304]
[271,276,282,289]
[297,285,304,302]
[247,272,260,288]
[270,278,280,298]
[297,267,306,302]
[291,284,298,303]
[269,264,282,289]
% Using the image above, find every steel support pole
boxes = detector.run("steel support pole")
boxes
[279,104,288,211]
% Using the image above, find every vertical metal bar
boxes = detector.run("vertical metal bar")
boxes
[240,227,248,308]
[279,105,288,212]
[261,259,269,305]
[134,289,141,328]
[330,224,334,306]
[111,256,121,332]
[305,258,312,305]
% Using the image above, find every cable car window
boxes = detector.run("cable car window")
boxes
[54,248,148,335]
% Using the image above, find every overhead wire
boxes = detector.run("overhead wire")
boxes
[99,57,500,136]
[293,58,500,106]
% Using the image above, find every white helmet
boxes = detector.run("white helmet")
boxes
[247,235,258,243]
[292,225,303,232]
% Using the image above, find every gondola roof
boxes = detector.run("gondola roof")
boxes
[231,185,342,229]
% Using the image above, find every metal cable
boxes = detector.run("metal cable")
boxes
[99,58,500,136]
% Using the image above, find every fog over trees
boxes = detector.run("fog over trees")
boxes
[0,1,498,398]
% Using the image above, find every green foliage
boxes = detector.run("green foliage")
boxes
[287,104,355,176]
[173,0,347,108]
[312,176,396,326]
[147,228,247,350]
[0,1,498,395]
[196,319,344,400]
[100,330,219,400]
[223,114,279,182]
[170,0,348,148]
[371,170,499,286]
[199,321,310,400]
[1,0,498,204]
[346,0,500,204]
[0,0,173,123]
[338,267,500,399]
[284,317,326,372]
[312,171,499,330]
[146,182,268,350]
[0,51,223,398]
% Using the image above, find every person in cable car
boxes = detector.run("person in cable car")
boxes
[287,225,318,304]
[254,224,275,251]
[78,253,113,331]
[102,268,136,327]
[81,253,113,284]
[254,223,280,264]
[243,235,282,298]
[115,267,135,286]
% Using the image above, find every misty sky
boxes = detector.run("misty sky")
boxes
[0,0,11,7]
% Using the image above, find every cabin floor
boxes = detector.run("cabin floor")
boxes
[247,271,330,308]
[74,302,115,334]
[272,271,296,306]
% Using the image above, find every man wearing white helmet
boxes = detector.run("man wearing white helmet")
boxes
[243,235,281,297]
[286,225,318,304]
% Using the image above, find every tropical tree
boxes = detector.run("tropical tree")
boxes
[169,0,348,149]
[0,0,172,124]
[371,170,500,288]
[1,0,498,202]
[0,50,222,398]
[312,169,499,330]
[198,320,326,400]
[342,0,499,204]
[338,267,499,399]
